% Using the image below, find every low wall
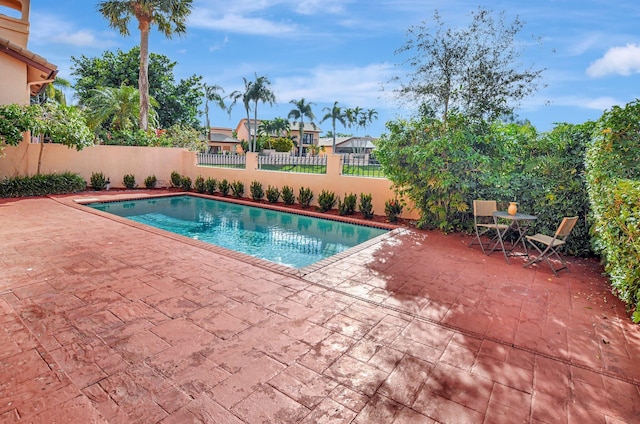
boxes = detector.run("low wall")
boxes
[0,142,418,219]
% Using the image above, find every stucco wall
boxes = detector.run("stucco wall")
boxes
[0,55,28,104]
[0,142,418,219]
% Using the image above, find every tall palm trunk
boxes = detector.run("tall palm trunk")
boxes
[138,20,150,131]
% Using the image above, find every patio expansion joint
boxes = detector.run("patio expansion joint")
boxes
[300,274,640,388]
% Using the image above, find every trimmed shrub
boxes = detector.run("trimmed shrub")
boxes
[282,185,295,205]
[231,180,244,198]
[194,175,206,193]
[298,187,313,209]
[205,177,217,195]
[250,180,264,201]
[338,193,357,216]
[384,199,403,222]
[219,179,230,196]
[90,172,108,191]
[317,189,337,212]
[144,175,157,189]
[180,176,192,191]
[266,185,280,203]
[170,171,182,188]
[359,193,374,219]
[123,174,136,189]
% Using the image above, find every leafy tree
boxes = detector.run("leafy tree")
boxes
[202,83,225,130]
[258,118,290,149]
[97,0,194,131]
[0,103,93,173]
[82,85,159,132]
[71,48,202,129]
[288,98,316,157]
[393,7,544,124]
[321,101,347,152]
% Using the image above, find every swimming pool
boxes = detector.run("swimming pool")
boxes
[87,195,389,269]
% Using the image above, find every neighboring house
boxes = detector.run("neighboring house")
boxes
[234,118,322,155]
[318,136,376,155]
[0,0,57,106]
[207,127,242,154]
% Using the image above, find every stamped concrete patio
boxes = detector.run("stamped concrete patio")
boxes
[1,192,638,423]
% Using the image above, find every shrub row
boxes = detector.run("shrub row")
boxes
[89,172,158,190]
[0,172,86,198]
[170,172,402,221]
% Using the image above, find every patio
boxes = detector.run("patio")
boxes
[1,192,638,423]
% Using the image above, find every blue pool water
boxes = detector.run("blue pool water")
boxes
[88,195,388,269]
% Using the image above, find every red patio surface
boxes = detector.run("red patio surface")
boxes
[0,191,638,423]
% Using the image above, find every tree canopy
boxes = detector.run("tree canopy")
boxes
[393,7,544,124]
[71,47,202,129]
[97,0,193,131]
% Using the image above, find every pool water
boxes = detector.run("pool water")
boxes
[88,195,388,269]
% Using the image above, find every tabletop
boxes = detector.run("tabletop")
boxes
[493,211,537,221]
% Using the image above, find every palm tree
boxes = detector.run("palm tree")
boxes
[271,117,290,137]
[248,74,276,152]
[202,83,225,130]
[288,98,316,157]
[344,106,363,134]
[82,85,159,132]
[97,0,193,131]
[360,108,378,135]
[228,77,254,148]
[320,101,347,153]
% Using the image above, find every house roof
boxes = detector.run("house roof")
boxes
[0,36,57,96]
[209,132,240,144]
[318,136,376,149]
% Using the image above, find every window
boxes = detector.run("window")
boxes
[302,133,314,145]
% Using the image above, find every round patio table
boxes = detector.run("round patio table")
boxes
[490,211,537,264]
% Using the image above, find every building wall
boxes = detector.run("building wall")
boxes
[0,0,29,47]
[0,142,417,219]
[0,54,28,104]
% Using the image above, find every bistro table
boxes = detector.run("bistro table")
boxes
[489,211,537,264]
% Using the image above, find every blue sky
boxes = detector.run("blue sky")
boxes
[24,0,640,137]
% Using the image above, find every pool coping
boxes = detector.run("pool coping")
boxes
[59,190,407,278]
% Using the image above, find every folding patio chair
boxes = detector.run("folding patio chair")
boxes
[523,216,579,276]
[469,200,510,254]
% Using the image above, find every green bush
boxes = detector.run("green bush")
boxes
[180,176,192,191]
[338,193,357,216]
[194,175,206,193]
[170,171,182,188]
[271,136,294,152]
[317,189,337,212]
[123,174,136,189]
[205,177,217,195]
[219,179,230,196]
[0,172,86,198]
[250,180,264,201]
[282,185,295,205]
[359,193,374,219]
[266,185,280,203]
[90,172,109,191]
[298,187,314,209]
[586,100,640,322]
[385,198,403,222]
[231,180,244,197]
[144,175,157,189]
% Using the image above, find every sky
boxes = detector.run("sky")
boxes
[20,0,640,137]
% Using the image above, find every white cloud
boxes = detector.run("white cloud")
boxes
[587,44,640,77]
[273,63,395,106]
[29,13,116,48]
[189,12,297,36]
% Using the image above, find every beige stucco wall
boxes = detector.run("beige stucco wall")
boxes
[0,0,29,47]
[0,142,418,219]
[0,54,28,104]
